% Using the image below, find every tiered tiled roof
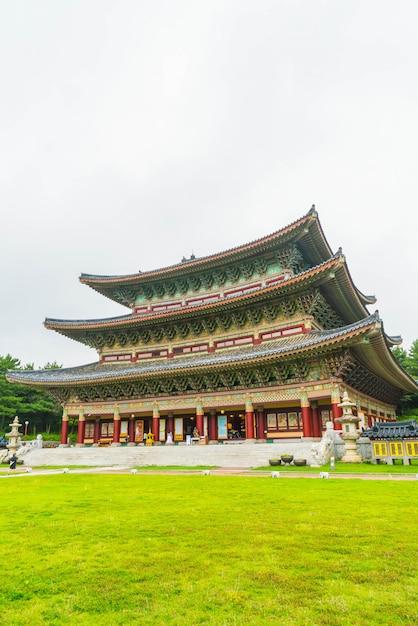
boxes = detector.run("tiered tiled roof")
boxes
[44,252,375,344]
[8,314,417,392]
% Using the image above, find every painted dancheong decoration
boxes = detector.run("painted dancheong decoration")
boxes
[7,206,418,449]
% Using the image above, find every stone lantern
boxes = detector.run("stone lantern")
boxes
[6,416,22,460]
[336,391,362,463]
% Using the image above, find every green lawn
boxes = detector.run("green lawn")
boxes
[255,460,418,473]
[1,474,417,625]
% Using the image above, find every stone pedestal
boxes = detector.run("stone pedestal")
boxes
[6,416,22,460]
[336,391,362,463]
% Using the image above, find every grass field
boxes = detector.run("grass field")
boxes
[255,460,418,473]
[1,474,417,625]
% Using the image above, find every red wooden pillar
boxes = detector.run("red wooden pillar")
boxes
[256,407,265,439]
[152,403,160,442]
[331,399,342,430]
[112,405,121,445]
[128,416,135,443]
[300,391,312,437]
[311,402,321,438]
[301,404,312,437]
[94,418,100,444]
[196,399,204,437]
[245,395,255,440]
[366,404,372,428]
[61,408,69,445]
[167,413,174,440]
[77,408,85,445]
[209,410,217,441]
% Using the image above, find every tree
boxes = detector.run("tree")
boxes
[405,340,418,380]
[391,342,418,417]
[391,346,408,369]
[0,355,63,434]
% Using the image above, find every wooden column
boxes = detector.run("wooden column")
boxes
[256,407,265,439]
[331,388,342,430]
[112,405,121,445]
[77,408,85,446]
[245,395,255,440]
[196,398,204,437]
[311,401,321,438]
[152,403,160,442]
[94,418,100,444]
[300,390,312,437]
[60,407,69,446]
[301,405,312,437]
[128,415,135,443]
[209,409,217,441]
[367,404,373,428]
[167,413,174,437]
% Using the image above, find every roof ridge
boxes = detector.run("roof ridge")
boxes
[45,254,347,329]
[79,206,323,283]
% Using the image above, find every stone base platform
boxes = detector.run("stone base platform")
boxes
[22,441,316,468]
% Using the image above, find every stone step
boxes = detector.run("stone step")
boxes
[21,441,315,468]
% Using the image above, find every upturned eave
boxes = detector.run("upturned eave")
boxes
[79,207,333,304]
[45,253,370,347]
[10,314,417,395]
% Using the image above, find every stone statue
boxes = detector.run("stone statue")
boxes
[310,421,338,467]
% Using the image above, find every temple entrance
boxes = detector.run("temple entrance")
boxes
[184,417,195,438]
[135,419,150,443]
[225,411,246,439]
[173,415,197,441]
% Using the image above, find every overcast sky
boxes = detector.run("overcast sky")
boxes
[1,0,417,369]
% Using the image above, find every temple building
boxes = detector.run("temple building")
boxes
[8,207,418,446]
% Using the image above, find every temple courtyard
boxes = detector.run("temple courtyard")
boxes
[1,470,417,625]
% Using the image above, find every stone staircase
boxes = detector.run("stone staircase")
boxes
[23,440,316,468]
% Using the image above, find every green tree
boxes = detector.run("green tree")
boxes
[392,342,418,417]
[391,346,408,369]
[0,355,62,435]
[405,339,418,379]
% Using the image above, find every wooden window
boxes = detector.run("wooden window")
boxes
[267,413,277,430]
[405,441,418,456]
[267,411,301,431]
[389,442,404,457]
[85,421,94,439]
[321,410,330,429]
[277,413,287,429]
[101,422,114,438]
[373,442,388,457]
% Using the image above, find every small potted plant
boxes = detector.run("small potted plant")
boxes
[269,458,281,466]
[280,454,294,465]
[294,458,307,467]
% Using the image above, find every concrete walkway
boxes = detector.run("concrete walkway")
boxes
[1,465,417,481]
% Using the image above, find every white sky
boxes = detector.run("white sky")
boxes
[1,0,417,369]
